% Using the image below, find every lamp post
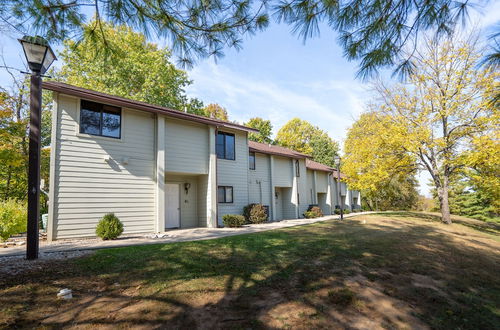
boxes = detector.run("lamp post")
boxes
[334,155,343,221]
[18,36,56,260]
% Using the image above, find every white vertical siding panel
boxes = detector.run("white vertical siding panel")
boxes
[282,187,296,219]
[248,153,271,208]
[217,130,249,224]
[306,169,314,205]
[165,119,208,174]
[316,172,328,193]
[273,157,293,187]
[53,96,156,239]
[197,175,209,227]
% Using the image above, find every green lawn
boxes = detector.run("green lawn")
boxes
[1,212,499,329]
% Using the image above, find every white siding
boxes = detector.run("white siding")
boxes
[165,119,208,174]
[217,130,249,224]
[340,182,347,196]
[273,156,293,187]
[317,193,329,215]
[197,175,209,227]
[248,153,271,208]
[296,159,308,217]
[306,169,314,205]
[52,96,156,239]
[166,175,198,228]
[282,187,296,219]
[316,172,328,193]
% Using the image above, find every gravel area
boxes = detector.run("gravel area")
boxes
[0,250,94,277]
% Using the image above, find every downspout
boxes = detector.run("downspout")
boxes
[258,180,263,204]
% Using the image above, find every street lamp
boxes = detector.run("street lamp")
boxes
[334,155,343,221]
[19,35,57,260]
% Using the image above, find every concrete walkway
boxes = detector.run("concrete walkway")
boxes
[0,212,372,257]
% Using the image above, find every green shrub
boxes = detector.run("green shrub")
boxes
[96,213,123,240]
[303,211,315,218]
[243,203,268,224]
[223,214,245,228]
[304,206,323,218]
[0,199,27,241]
[334,208,352,215]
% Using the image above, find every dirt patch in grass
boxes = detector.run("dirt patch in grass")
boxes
[1,212,499,329]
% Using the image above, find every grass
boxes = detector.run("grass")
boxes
[1,212,499,329]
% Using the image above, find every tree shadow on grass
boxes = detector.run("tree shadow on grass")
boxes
[1,218,499,329]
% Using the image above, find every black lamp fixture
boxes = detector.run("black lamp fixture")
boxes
[19,35,57,260]
[19,35,56,75]
[334,155,343,221]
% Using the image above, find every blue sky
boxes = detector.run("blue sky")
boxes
[1,3,499,197]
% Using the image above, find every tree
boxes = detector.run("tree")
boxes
[343,111,418,210]
[343,111,415,192]
[1,0,480,76]
[361,173,420,211]
[245,117,273,144]
[275,118,339,166]
[0,72,52,205]
[445,178,498,222]
[58,20,204,113]
[344,36,498,224]
[463,120,500,217]
[0,89,28,200]
[202,104,228,121]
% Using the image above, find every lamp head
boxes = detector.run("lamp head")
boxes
[334,155,341,167]
[19,35,56,74]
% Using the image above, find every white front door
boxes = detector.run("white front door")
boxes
[166,183,180,229]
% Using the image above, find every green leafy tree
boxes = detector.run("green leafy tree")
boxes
[245,117,273,144]
[57,20,204,112]
[1,0,482,76]
[275,118,339,166]
[202,103,229,121]
[446,178,498,222]
[0,65,52,209]
[361,173,420,211]
[343,36,498,224]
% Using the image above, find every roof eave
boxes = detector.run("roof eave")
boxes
[43,81,259,133]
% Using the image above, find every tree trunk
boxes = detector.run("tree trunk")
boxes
[437,179,452,224]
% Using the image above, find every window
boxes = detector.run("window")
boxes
[295,159,300,177]
[218,186,233,203]
[216,132,235,160]
[249,152,256,170]
[80,100,121,138]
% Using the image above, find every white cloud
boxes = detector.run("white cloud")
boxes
[186,61,368,143]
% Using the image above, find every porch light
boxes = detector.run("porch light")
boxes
[18,35,57,74]
[184,182,191,194]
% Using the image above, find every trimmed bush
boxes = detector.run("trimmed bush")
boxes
[96,213,123,240]
[223,214,245,228]
[0,199,27,241]
[304,206,323,219]
[243,203,268,224]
